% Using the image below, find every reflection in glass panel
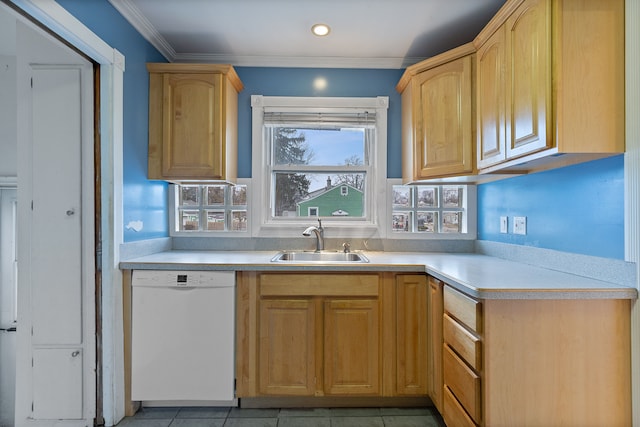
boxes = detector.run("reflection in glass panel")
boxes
[274,172,365,217]
[207,186,225,205]
[442,211,462,233]
[180,186,199,206]
[232,185,247,205]
[417,186,438,207]
[206,211,225,231]
[180,210,199,231]
[392,211,411,232]
[272,127,365,167]
[232,210,247,231]
[417,211,437,232]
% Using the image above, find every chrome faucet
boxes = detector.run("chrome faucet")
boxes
[303,218,324,252]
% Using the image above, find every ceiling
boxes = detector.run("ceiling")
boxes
[108,0,506,69]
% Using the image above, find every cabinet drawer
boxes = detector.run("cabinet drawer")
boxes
[444,286,482,333]
[260,274,379,297]
[443,344,481,424]
[443,385,477,427]
[443,313,482,371]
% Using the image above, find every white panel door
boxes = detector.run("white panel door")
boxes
[32,348,83,419]
[31,67,83,347]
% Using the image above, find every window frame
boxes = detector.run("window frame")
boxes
[169,178,251,237]
[251,95,389,238]
[386,179,477,240]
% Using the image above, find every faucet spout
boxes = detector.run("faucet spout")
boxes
[303,219,324,252]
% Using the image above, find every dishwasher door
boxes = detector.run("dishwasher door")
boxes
[131,270,235,402]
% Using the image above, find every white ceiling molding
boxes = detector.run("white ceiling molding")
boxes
[108,0,176,62]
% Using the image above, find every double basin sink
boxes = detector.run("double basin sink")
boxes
[271,250,369,263]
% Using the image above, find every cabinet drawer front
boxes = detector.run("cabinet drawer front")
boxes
[443,344,481,424]
[260,274,379,297]
[444,286,482,333]
[443,314,482,371]
[443,385,477,427]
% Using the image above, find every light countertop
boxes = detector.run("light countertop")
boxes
[119,250,637,300]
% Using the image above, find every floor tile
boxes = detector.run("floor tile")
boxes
[380,407,435,416]
[277,417,331,427]
[330,416,384,427]
[382,415,441,427]
[177,407,231,418]
[278,408,332,418]
[327,407,382,417]
[222,418,277,427]
[115,419,172,427]
[169,419,224,427]
[227,408,279,418]
[134,407,181,419]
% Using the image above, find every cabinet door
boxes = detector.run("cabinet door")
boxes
[259,299,316,396]
[324,299,380,395]
[396,274,428,395]
[413,56,474,178]
[477,27,507,169]
[505,0,551,159]
[162,73,223,178]
[428,277,444,412]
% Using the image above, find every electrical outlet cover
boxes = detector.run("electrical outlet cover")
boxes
[514,216,527,235]
[500,216,508,233]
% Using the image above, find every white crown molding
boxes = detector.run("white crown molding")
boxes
[173,53,426,69]
[107,0,176,61]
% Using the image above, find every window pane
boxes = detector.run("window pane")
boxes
[417,211,437,232]
[274,172,365,217]
[179,186,199,206]
[443,187,462,207]
[232,185,247,205]
[180,210,200,231]
[206,186,225,205]
[417,186,438,207]
[442,211,462,233]
[206,211,225,230]
[393,186,412,208]
[392,212,411,232]
[232,210,247,231]
[273,127,365,167]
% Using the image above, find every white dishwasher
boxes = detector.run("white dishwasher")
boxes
[131,270,236,404]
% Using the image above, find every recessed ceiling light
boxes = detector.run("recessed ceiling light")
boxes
[311,23,331,37]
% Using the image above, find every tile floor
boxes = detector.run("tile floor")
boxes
[115,406,446,427]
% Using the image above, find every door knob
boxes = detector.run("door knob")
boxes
[66,209,75,216]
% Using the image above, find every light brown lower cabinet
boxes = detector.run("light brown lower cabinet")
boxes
[440,283,631,427]
[236,272,429,399]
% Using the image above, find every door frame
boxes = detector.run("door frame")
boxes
[5,0,125,425]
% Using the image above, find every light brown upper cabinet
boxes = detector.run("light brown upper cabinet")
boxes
[475,0,624,174]
[397,43,476,182]
[147,63,243,182]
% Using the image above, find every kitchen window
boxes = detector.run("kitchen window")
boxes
[251,95,388,237]
[169,182,248,234]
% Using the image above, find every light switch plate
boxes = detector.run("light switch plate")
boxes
[500,216,508,233]
[513,216,527,235]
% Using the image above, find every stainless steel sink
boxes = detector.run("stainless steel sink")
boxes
[271,251,369,263]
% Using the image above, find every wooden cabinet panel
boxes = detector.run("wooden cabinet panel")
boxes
[443,344,482,424]
[443,313,481,371]
[259,299,316,396]
[396,274,428,395]
[443,385,477,427]
[476,27,506,169]
[428,277,444,412]
[397,43,476,182]
[324,299,380,395]
[505,0,551,159]
[147,63,242,182]
[444,286,482,333]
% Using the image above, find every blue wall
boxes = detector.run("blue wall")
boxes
[478,155,625,259]
[53,1,626,260]
[56,0,169,242]
[234,67,404,178]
